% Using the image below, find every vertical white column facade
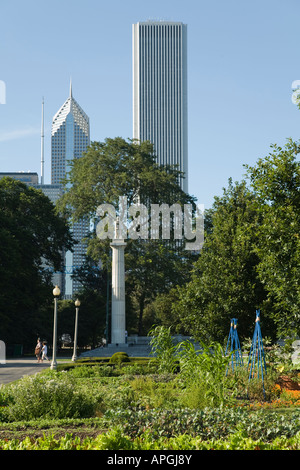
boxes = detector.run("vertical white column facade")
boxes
[110,237,127,344]
[133,21,188,193]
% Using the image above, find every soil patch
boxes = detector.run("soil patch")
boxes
[276,375,300,391]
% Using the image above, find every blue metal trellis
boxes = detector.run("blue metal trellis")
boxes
[247,309,267,398]
[225,318,243,374]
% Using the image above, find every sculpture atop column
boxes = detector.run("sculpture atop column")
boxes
[110,217,127,345]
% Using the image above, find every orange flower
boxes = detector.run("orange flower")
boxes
[283,390,300,399]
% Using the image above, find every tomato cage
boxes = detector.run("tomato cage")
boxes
[247,309,267,398]
[225,318,243,374]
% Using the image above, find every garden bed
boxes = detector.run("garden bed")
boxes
[0,337,300,450]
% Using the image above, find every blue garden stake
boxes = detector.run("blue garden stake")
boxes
[225,318,243,374]
[247,309,267,398]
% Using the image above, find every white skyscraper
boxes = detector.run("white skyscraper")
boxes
[133,21,188,192]
[51,83,90,297]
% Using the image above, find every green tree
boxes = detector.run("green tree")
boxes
[58,137,197,335]
[173,180,272,343]
[69,257,112,347]
[245,139,300,337]
[0,177,73,349]
[58,137,192,220]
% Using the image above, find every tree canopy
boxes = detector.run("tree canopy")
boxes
[172,179,271,342]
[0,177,73,349]
[245,140,300,337]
[172,140,300,341]
[58,137,194,220]
[58,137,198,335]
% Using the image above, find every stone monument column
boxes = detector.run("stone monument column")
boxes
[110,218,127,345]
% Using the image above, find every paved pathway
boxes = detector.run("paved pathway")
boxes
[0,358,52,385]
[0,346,153,385]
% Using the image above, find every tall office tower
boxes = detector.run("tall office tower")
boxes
[51,83,90,297]
[133,21,188,192]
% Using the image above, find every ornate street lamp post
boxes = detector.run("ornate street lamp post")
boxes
[50,285,60,370]
[72,299,81,362]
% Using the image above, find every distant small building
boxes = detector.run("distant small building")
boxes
[0,172,39,185]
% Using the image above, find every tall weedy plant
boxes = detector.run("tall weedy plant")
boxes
[177,339,236,407]
[149,326,235,407]
[148,325,178,373]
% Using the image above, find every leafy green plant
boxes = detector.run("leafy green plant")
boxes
[149,327,240,407]
[129,376,180,409]
[177,339,235,407]
[66,364,116,378]
[109,352,130,364]
[102,407,300,442]
[1,428,300,450]
[1,373,97,422]
[148,325,179,373]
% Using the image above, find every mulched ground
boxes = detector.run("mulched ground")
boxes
[276,375,300,390]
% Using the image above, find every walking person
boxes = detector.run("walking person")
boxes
[35,338,42,363]
[41,341,50,362]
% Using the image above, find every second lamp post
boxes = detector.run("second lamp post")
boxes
[50,285,60,370]
[72,299,81,361]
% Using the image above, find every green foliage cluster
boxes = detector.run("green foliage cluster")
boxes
[0,178,73,349]
[109,352,130,364]
[1,428,300,450]
[104,407,300,441]
[57,356,156,375]
[149,326,241,407]
[0,373,97,421]
[173,139,300,341]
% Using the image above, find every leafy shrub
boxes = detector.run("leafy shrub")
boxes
[118,362,159,376]
[76,357,110,363]
[1,373,97,422]
[65,365,116,378]
[109,352,130,364]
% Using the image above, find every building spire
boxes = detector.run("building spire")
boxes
[69,77,73,98]
[41,97,44,185]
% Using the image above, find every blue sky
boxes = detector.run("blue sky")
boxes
[1,0,300,209]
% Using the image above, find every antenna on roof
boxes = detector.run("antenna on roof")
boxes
[69,77,73,98]
[41,97,44,185]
